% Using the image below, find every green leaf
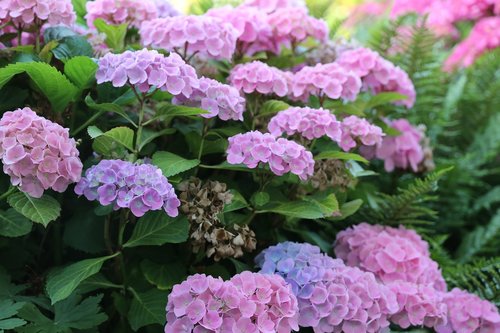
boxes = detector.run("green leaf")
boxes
[85,95,137,127]
[64,57,97,90]
[93,19,127,51]
[128,289,168,331]
[199,161,256,172]
[315,151,369,164]
[328,199,363,221]
[252,192,270,207]
[71,0,87,25]
[224,190,248,213]
[141,260,186,291]
[0,62,78,112]
[92,126,135,155]
[149,103,209,124]
[45,253,119,304]
[138,128,176,151]
[52,35,93,61]
[7,192,61,227]
[152,151,200,177]
[53,294,107,329]
[257,200,324,219]
[124,212,189,248]
[306,193,339,216]
[0,208,32,237]
[229,258,251,273]
[259,100,290,116]
[0,299,26,330]
[365,92,407,109]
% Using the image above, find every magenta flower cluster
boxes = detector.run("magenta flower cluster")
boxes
[255,242,399,332]
[0,0,75,27]
[334,223,446,291]
[165,273,299,332]
[267,107,342,142]
[229,61,290,97]
[172,77,245,122]
[85,0,158,29]
[361,119,425,172]
[339,116,384,152]
[140,16,238,60]
[337,47,416,108]
[226,131,315,181]
[74,159,180,217]
[290,63,362,102]
[0,108,82,198]
[389,281,448,329]
[436,288,500,333]
[95,49,198,97]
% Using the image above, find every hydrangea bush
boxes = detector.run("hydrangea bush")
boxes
[0,0,498,332]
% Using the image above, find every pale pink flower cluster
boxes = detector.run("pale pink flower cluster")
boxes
[436,288,500,333]
[334,223,447,291]
[95,49,199,97]
[229,271,299,332]
[360,119,425,172]
[444,17,500,70]
[139,16,238,60]
[172,77,246,121]
[266,7,328,53]
[0,0,75,27]
[290,63,362,102]
[389,281,448,329]
[339,116,384,152]
[226,131,315,180]
[152,0,178,18]
[268,107,342,142]
[229,61,289,97]
[0,108,82,198]
[337,47,416,107]
[165,273,299,332]
[85,0,157,29]
[241,0,306,13]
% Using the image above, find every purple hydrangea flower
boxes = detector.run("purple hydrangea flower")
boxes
[268,107,342,142]
[0,108,83,198]
[339,115,384,152]
[85,0,157,29]
[172,77,246,121]
[226,131,315,180]
[95,49,199,97]
[0,0,75,27]
[140,15,238,60]
[229,61,290,97]
[74,159,180,217]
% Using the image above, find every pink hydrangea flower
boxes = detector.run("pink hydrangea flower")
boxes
[230,271,299,332]
[165,274,246,333]
[95,49,199,97]
[0,108,82,198]
[389,281,448,329]
[229,61,290,97]
[226,131,315,180]
[290,63,362,102]
[339,116,384,152]
[241,0,306,13]
[334,223,447,291]
[152,0,178,18]
[337,47,416,108]
[172,77,246,121]
[74,159,180,217]
[266,7,329,54]
[0,0,75,27]
[85,0,158,29]
[444,17,500,71]
[140,16,238,60]
[267,107,342,142]
[436,288,500,333]
[206,6,274,56]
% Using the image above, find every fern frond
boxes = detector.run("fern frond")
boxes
[444,257,500,306]
[361,167,451,227]
[368,15,412,57]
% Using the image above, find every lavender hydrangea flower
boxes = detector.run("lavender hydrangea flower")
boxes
[140,15,238,60]
[74,159,180,217]
[95,49,199,97]
[268,107,342,142]
[226,131,315,180]
[172,77,245,121]
[229,61,290,97]
[255,242,399,332]
[0,0,75,27]
[85,0,157,29]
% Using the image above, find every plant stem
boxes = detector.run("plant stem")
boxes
[130,85,145,157]
[0,187,15,201]
[70,110,106,136]
[17,24,22,46]
[34,22,41,54]
[116,210,128,289]
[104,216,114,255]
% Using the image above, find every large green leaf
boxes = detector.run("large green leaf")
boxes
[152,151,200,177]
[85,95,137,127]
[0,299,26,331]
[326,199,364,221]
[7,192,61,227]
[124,212,189,248]
[52,36,93,61]
[365,92,407,108]
[0,208,33,237]
[315,151,369,164]
[0,62,78,112]
[141,260,186,291]
[93,19,127,51]
[259,100,290,116]
[223,190,248,212]
[128,288,168,331]
[64,57,97,90]
[46,253,119,304]
[305,193,339,216]
[92,126,135,155]
[257,200,325,219]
